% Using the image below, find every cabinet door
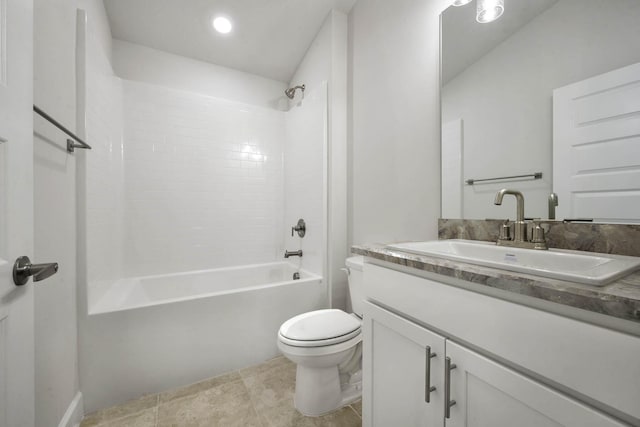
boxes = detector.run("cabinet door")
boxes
[363,301,445,427]
[445,341,627,427]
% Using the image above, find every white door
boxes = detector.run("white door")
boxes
[553,62,640,222]
[363,301,445,427]
[0,0,34,426]
[444,341,626,427]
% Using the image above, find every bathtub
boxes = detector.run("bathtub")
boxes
[81,262,325,413]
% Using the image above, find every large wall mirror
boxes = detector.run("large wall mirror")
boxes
[440,0,640,223]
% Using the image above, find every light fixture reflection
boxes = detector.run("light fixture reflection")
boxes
[451,0,473,6]
[477,0,504,23]
[213,16,233,34]
[241,144,266,162]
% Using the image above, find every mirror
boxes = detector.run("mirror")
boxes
[440,0,640,222]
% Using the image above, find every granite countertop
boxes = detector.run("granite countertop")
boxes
[352,242,640,324]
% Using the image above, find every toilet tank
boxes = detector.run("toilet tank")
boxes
[345,256,365,316]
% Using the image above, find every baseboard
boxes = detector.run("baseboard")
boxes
[58,392,84,427]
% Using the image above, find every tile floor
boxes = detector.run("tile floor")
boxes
[80,356,362,427]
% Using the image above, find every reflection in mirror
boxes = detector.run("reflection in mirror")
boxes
[440,0,640,222]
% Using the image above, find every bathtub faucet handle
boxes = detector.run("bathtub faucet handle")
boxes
[291,219,306,238]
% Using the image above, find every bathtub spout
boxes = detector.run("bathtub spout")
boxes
[284,250,303,258]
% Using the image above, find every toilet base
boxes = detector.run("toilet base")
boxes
[293,365,362,417]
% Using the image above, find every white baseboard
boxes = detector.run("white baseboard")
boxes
[58,392,84,427]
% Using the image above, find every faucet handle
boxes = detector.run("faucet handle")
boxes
[499,219,512,241]
[291,219,306,237]
[531,221,546,244]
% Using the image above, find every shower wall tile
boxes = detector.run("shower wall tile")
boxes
[122,81,285,277]
[283,84,327,276]
[85,41,125,283]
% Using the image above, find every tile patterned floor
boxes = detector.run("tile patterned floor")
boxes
[80,356,362,427]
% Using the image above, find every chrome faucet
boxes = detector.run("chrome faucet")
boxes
[494,189,526,242]
[494,188,547,250]
[284,250,303,258]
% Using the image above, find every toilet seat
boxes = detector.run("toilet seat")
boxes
[279,309,361,348]
[278,331,362,358]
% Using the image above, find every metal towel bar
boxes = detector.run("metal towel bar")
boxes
[465,172,542,185]
[33,105,92,153]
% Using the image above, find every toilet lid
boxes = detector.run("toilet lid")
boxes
[279,309,361,343]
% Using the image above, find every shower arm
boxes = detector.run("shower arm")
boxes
[285,84,306,99]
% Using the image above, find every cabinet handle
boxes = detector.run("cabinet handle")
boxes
[445,356,457,419]
[425,346,437,402]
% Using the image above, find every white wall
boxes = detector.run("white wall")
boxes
[442,0,640,220]
[348,0,449,246]
[121,81,285,276]
[34,0,114,425]
[287,10,349,309]
[113,40,288,110]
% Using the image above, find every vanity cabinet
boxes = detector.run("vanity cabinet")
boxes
[363,301,445,426]
[362,263,640,427]
[363,301,625,427]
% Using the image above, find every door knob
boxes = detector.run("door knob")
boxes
[13,256,59,286]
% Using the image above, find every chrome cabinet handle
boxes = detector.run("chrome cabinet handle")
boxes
[425,346,437,402]
[13,256,59,286]
[445,356,457,419]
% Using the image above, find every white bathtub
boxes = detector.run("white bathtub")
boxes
[81,262,325,412]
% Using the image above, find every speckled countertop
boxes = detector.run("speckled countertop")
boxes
[352,242,640,324]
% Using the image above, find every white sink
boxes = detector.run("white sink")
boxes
[386,239,640,286]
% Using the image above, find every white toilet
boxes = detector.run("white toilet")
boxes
[277,256,364,416]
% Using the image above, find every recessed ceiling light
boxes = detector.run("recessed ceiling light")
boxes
[477,0,504,23]
[213,16,232,34]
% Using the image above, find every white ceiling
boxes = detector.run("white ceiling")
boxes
[103,0,357,83]
[442,0,559,84]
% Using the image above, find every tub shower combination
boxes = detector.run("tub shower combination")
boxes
[81,76,329,411]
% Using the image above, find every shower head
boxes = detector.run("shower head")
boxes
[285,84,305,99]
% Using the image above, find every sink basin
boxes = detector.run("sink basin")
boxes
[386,239,640,286]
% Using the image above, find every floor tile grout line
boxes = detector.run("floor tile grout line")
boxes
[348,404,362,419]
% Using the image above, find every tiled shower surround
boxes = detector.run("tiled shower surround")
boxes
[121,81,286,277]
[86,78,325,282]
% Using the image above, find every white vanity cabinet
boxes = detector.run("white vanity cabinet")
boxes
[362,262,640,427]
[363,301,445,426]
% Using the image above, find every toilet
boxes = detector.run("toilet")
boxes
[277,256,364,416]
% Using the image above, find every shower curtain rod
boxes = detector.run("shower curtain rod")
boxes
[33,105,92,153]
